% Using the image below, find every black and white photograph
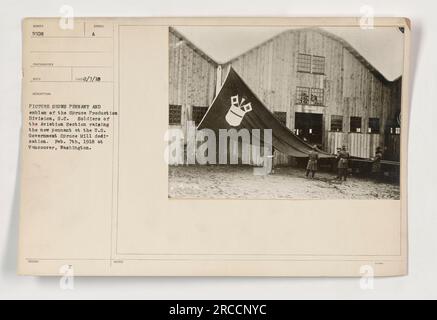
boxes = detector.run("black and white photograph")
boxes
[167,26,404,199]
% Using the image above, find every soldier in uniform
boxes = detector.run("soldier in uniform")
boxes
[334,147,342,176]
[306,145,319,179]
[270,146,276,174]
[371,146,383,180]
[337,145,350,181]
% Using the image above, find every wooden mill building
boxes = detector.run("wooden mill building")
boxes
[169,27,402,164]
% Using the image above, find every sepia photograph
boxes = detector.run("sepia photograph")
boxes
[167,25,404,200]
[2,0,437,299]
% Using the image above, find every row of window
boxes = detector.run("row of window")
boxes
[331,116,401,134]
[274,113,386,134]
[331,115,380,134]
[170,106,289,127]
[169,105,400,135]
[297,53,325,74]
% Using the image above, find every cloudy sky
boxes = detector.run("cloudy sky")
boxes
[174,26,404,81]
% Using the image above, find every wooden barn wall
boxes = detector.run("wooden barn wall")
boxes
[221,29,401,161]
[169,31,217,135]
[327,132,381,159]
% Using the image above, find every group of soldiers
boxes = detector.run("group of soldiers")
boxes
[305,145,383,181]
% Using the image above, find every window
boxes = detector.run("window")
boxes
[389,127,401,134]
[312,55,325,74]
[310,88,324,106]
[274,111,287,126]
[296,87,324,106]
[368,118,380,134]
[350,116,362,133]
[330,115,343,132]
[296,87,310,105]
[387,118,401,135]
[192,106,208,125]
[297,53,312,73]
[169,104,182,125]
[297,54,325,74]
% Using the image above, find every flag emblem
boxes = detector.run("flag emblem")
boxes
[225,95,253,126]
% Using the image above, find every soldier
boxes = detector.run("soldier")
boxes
[337,145,350,181]
[372,146,383,180]
[332,147,342,176]
[270,146,276,174]
[306,145,319,179]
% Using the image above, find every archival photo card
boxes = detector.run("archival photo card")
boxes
[18,17,409,276]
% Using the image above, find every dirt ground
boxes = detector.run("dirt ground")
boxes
[168,165,400,200]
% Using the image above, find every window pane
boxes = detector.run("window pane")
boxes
[368,117,380,134]
[310,88,324,106]
[274,111,287,126]
[297,53,311,73]
[330,115,343,132]
[312,55,325,74]
[192,106,208,125]
[169,104,182,125]
[350,116,362,133]
[386,119,400,135]
[296,87,310,105]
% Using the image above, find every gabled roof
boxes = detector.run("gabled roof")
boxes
[225,28,394,83]
[170,26,399,83]
[169,27,218,66]
[314,28,394,83]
